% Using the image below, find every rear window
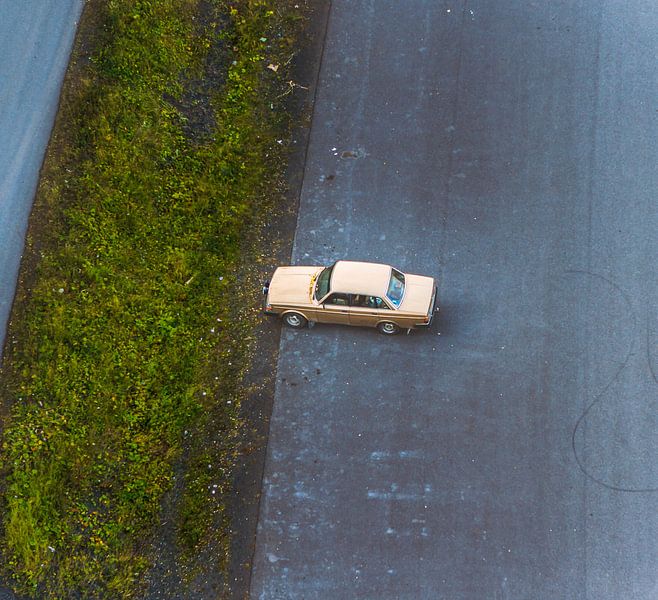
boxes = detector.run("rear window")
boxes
[386,268,405,307]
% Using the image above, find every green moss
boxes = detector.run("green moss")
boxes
[0,0,305,596]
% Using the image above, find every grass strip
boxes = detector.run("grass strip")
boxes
[0,0,304,596]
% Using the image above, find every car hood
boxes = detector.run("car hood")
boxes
[268,266,323,305]
[399,274,435,314]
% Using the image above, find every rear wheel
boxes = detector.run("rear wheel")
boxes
[283,312,307,329]
[377,321,400,335]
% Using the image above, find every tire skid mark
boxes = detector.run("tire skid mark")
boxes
[647,308,658,387]
[566,269,658,493]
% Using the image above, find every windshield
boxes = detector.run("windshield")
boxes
[386,268,405,307]
[314,265,333,301]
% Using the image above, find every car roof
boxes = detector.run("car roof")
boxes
[330,260,392,296]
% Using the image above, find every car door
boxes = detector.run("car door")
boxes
[318,293,351,325]
[348,294,392,327]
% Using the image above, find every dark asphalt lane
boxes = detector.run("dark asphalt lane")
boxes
[0,0,84,359]
[251,1,657,599]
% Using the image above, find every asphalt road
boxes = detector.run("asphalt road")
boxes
[251,1,658,599]
[0,0,84,359]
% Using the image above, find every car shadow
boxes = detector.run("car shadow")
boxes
[291,303,456,341]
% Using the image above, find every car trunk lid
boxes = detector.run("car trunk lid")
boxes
[399,274,435,314]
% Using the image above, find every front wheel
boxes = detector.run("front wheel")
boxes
[283,312,308,329]
[377,321,400,335]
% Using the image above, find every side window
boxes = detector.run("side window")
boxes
[352,296,388,310]
[350,294,368,307]
[325,293,349,306]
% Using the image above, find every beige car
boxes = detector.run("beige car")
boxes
[263,260,438,335]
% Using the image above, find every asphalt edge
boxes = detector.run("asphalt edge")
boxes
[0,0,86,365]
[0,2,88,597]
[239,1,333,598]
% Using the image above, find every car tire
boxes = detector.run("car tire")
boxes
[283,312,308,329]
[377,321,400,335]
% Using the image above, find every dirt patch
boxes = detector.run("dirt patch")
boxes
[225,5,332,598]
[164,1,232,143]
